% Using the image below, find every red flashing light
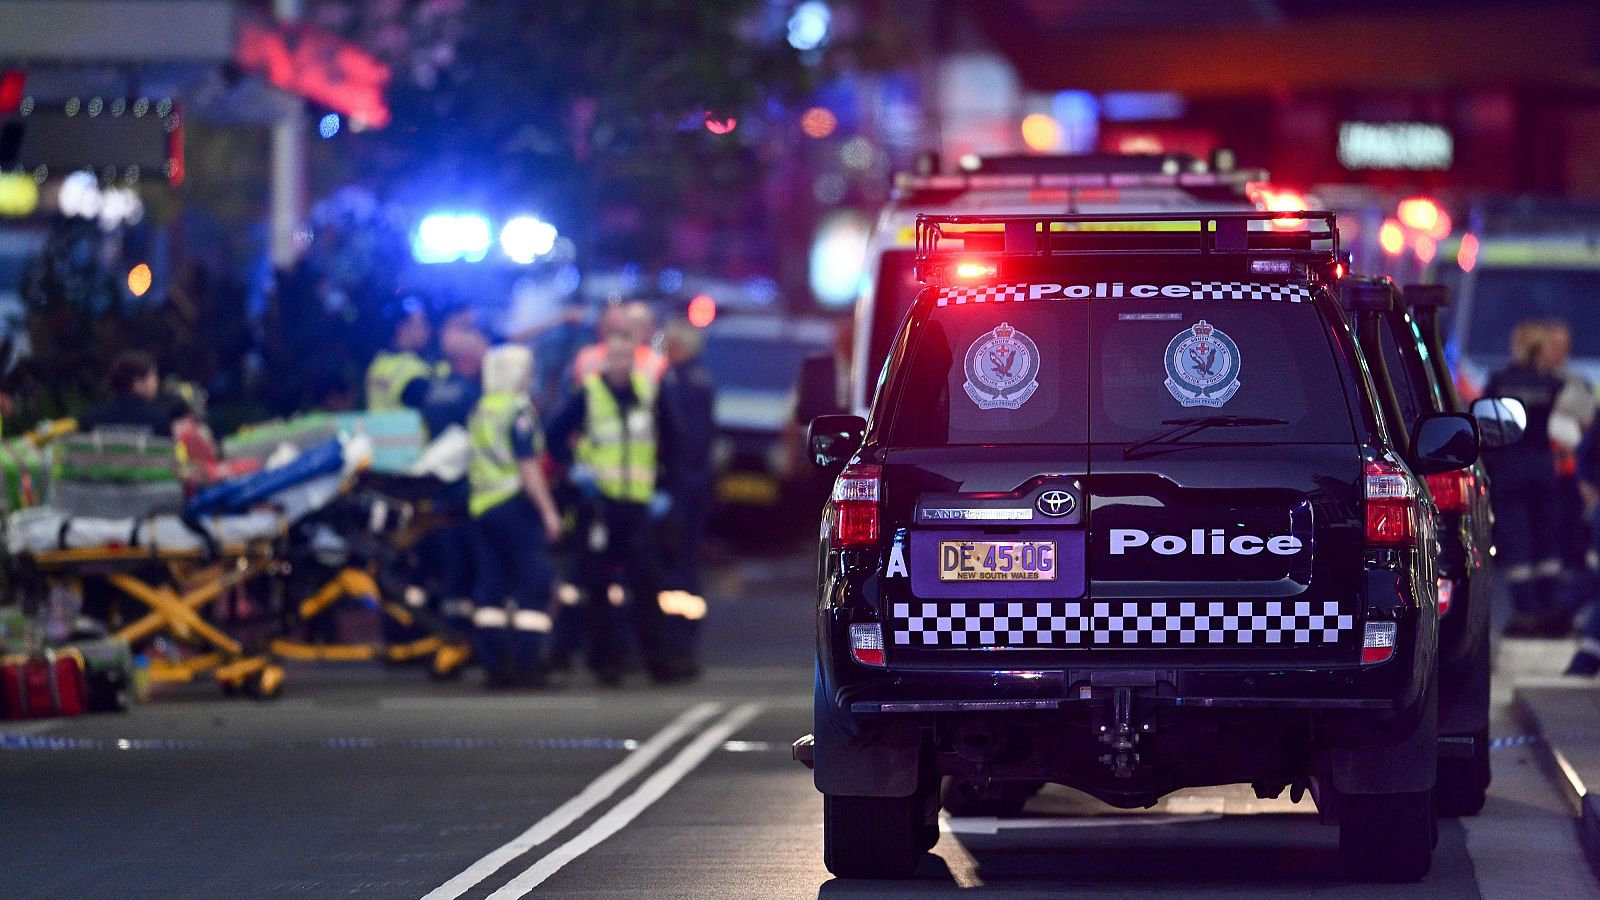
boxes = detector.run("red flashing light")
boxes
[1334,261,1347,279]
[954,260,997,280]
[687,294,716,328]
[1246,182,1307,231]
[0,71,23,115]
[704,113,737,135]
[1458,233,1479,273]
[829,464,881,549]
[1378,218,1405,256]
[1365,459,1417,547]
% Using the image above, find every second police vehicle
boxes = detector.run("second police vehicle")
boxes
[796,210,1526,883]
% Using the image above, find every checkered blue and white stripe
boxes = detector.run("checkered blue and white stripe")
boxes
[889,599,1354,648]
[1187,282,1313,302]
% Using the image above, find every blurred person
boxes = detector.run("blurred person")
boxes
[660,316,716,604]
[1485,319,1567,637]
[467,344,563,688]
[546,331,692,685]
[365,298,437,411]
[1544,318,1598,630]
[401,310,491,638]
[78,351,181,436]
[572,301,667,385]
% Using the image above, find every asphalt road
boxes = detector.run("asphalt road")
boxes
[1,541,1595,899]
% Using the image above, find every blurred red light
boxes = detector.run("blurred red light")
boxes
[1415,233,1437,264]
[1397,196,1452,240]
[0,71,23,114]
[704,114,737,135]
[687,294,716,328]
[1379,218,1405,255]
[1458,233,1479,272]
[1246,182,1307,230]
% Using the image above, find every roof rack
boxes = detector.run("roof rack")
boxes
[914,211,1339,284]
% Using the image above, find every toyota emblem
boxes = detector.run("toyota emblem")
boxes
[1037,490,1075,518]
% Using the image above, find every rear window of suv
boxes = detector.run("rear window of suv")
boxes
[886,287,1356,446]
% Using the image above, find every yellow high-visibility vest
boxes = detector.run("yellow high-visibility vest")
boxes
[364,352,436,411]
[468,392,538,516]
[577,372,657,504]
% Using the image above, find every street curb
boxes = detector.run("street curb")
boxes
[1512,688,1600,874]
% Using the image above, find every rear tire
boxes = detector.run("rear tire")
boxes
[823,793,924,878]
[1435,727,1490,817]
[1339,789,1435,882]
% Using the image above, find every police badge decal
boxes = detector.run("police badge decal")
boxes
[1164,319,1241,408]
[964,322,1040,410]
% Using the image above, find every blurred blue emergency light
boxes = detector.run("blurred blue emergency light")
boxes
[413,213,491,264]
[500,215,559,264]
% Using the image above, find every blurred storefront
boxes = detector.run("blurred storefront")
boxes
[958,0,1600,198]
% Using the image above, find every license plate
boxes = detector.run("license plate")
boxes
[716,472,779,505]
[938,540,1056,582]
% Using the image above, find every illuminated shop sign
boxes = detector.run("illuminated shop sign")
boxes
[1338,121,1452,171]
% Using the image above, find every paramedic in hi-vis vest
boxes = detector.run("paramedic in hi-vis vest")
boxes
[365,297,438,411]
[546,331,694,685]
[468,345,563,688]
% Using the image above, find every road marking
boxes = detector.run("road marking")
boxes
[422,702,723,900]
[486,702,765,898]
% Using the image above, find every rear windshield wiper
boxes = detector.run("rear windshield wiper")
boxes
[1123,415,1289,458]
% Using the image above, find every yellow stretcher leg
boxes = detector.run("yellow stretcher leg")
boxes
[298,568,382,620]
[107,575,244,656]
[385,635,444,662]
[269,639,377,662]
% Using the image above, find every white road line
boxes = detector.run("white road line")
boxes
[487,702,766,898]
[421,702,723,900]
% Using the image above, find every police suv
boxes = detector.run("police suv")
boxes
[796,211,1509,882]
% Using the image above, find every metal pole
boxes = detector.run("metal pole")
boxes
[269,0,304,269]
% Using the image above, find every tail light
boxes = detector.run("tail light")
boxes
[1424,469,1473,513]
[1365,459,1418,547]
[1361,621,1397,665]
[829,464,881,549]
[1436,576,1454,618]
[849,622,885,667]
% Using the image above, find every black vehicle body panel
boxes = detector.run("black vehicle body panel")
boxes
[814,267,1440,807]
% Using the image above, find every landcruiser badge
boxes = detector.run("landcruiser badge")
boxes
[1164,320,1241,408]
[964,322,1039,410]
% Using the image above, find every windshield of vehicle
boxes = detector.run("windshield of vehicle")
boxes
[886,289,1356,446]
[1466,268,1600,357]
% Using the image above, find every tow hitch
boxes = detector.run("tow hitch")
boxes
[1098,686,1143,778]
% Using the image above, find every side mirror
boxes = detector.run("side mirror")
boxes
[1409,412,1480,475]
[807,414,866,470]
[1470,396,1527,450]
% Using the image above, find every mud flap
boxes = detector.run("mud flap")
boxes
[1330,674,1438,794]
[813,669,922,798]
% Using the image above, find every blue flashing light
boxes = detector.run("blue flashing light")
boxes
[413,213,491,264]
[500,215,558,264]
[318,113,341,139]
[787,1,830,51]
